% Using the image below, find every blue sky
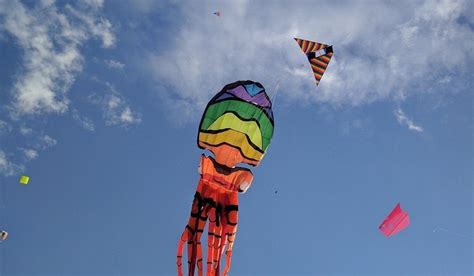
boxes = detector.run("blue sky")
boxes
[0,0,472,275]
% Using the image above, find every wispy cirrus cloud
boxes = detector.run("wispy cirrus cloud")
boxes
[0,120,12,135]
[0,150,23,176]
[72,109,95,131]
[101,94,141,126]
[0,127,58,175]
[37,134,57,150]
[104,59,125,69]
[88,79,142,127]
[147,0,473,123]
[0,132,57,175]
[21,148,38,161]
[0,0,115,116]
[395,108,424,133]
[19,126,33,135]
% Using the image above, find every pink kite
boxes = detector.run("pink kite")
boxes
[213,11,221,16]
[379,203,410,237]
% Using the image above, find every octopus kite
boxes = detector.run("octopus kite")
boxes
[177,80,275,276]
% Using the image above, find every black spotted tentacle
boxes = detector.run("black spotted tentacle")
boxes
[222,205,238,276]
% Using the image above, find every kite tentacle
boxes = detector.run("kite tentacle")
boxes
[176,229,187,276]
[222,204,238,276]
[214,217,227,276]
[195,204,213,276]
[176,190,207,276]
[207,204,223,276]
[187,192,206,276]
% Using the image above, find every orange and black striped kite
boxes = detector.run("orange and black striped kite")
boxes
[294,37,333,85]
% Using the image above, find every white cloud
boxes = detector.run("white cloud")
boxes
[102,94,142,126]
[0,0,115,115]
[0,120,12,135]
[0,150,24,176]
[104,59,125,69]
[19,126,33,135]
[21,148,38,161]
[82,0,105,9]
[65,4,115,48]
[38,134,57,150]
[395,108,424,133]
[119,107,138,124]
[72,109,95,131]
[0,130,57,175]
[147,0,473,123]
[88,80,142,127]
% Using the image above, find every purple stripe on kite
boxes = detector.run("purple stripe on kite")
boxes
[227,86,271,107]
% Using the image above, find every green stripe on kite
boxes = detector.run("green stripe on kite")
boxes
[200,100,273,149]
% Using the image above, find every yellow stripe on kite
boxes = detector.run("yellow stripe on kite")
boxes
[207,113,263,149]
[199,130,263,161]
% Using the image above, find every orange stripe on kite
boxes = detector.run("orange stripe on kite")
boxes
[313,72,323,79]
[309,43,319,52]
[312,59,328,68]
[311,65,326,75]
[319,55,331,63]
[302,40,308,52]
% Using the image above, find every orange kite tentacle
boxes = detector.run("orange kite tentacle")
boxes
[207,201,223,276]
[195,204,213,276]
[222,204,238,276]
[214,215,227,276]
[177,155,251,276]
[177,190,205,276]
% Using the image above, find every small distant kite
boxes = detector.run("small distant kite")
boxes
[0,231,8,241]
[213,11,221,16]
[19,175,29,185]
[294,37,333,85]
[379,203,410,237]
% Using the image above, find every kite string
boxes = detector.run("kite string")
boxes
[0,177,5,276]
[257,76,285,194]
[433,227,474,239]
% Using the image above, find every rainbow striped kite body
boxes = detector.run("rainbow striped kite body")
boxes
[198,80,274,167]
